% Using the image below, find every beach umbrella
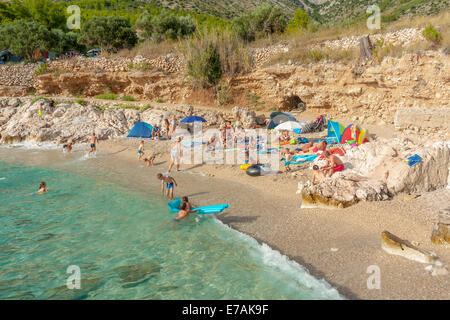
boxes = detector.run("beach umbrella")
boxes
[180,116,206,123]
[274,121,302,131]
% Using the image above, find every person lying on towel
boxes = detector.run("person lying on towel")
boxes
[320,150,344,177]
[299,141,327,154]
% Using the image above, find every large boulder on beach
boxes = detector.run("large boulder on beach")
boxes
[232,106,257,128]
[300,173,391,209]
[342,139,450,194]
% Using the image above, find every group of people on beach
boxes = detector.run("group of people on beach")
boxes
[281,137,344,179]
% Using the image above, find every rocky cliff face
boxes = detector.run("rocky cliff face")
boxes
[27,49,449,126]
[0,98,230,144]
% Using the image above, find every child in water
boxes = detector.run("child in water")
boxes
[175,196,200,220]
[63,141,75,152]
[156,173,177,199]
[37,181,49,193]
[137,140,145,160]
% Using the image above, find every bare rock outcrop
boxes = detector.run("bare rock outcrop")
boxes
[299,173,391,209]
[0,98,232,144]
[232,106,257,128]
[431,208,450,245]
[299,139,449,208]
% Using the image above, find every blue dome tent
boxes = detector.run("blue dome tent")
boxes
[266,111,296,130]
[127,122,153,138]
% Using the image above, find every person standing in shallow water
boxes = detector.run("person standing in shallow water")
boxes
[88,133,98,156]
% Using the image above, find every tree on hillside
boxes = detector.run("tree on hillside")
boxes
[232,3,288,42]
[7,0,66,30]
[0,20,51,60]
[287,8,311,32]
[79,16,137,52]
[0,2,16,24]
[135,9,196,42]
[50,29,86,53]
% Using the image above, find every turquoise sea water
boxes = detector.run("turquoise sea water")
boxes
[0,147,342,300]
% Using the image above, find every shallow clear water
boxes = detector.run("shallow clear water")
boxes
[0,146,342,300]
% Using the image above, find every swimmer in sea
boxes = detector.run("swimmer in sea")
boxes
[88,132,98,156]
[156,173,177,199]
[175,196,199,220]
[37,181,49,193]
[137,140,145,160]
[63,141,74,152]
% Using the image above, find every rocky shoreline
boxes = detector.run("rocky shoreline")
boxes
[1,97,448,212]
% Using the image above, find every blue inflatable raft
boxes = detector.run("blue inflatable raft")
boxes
[168,198,229,214]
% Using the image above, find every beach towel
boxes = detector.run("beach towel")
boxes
[407,154,422,167]
[282,154,318,166]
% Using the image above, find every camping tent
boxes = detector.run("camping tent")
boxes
[266,112,296,130]
[327,120,346,143]
[127,122,153,138]
[340,124,370,145]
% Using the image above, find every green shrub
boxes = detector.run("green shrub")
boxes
[31,96,48,104]
[422,24,442,45]
[34,63,48,76]
[122,95,137,101]
[246,93,264,107]
[119,104,140,110]
[95,93,118,100]
[215,81,232,105]
[185,29,251,87]
[187,42,222,87]
[140,104,152,112]
[156,98,165,103]
[75,99,86,106]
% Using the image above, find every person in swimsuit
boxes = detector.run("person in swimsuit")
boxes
[311,165,325,184]
[168,136,182,172]
[88,133,98,156]
[302,141,327,154]
[175,196,200,220]
[280,130,291,143]
[283,148,293,172]
[48,99,55,116]
[38,103,43,119]
[144,153,159,167]
[170,115,177,137]
[151,126,161,140]
[37,181,49,193]
[164,119,171,140]
[63,141,74,152]
[157,173,177,199]
[321,150,344,177]
[137,140,145,160]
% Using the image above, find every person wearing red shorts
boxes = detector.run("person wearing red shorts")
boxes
[321,150,344,177]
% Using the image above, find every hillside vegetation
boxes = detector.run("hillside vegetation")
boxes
[307,0,450,25]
